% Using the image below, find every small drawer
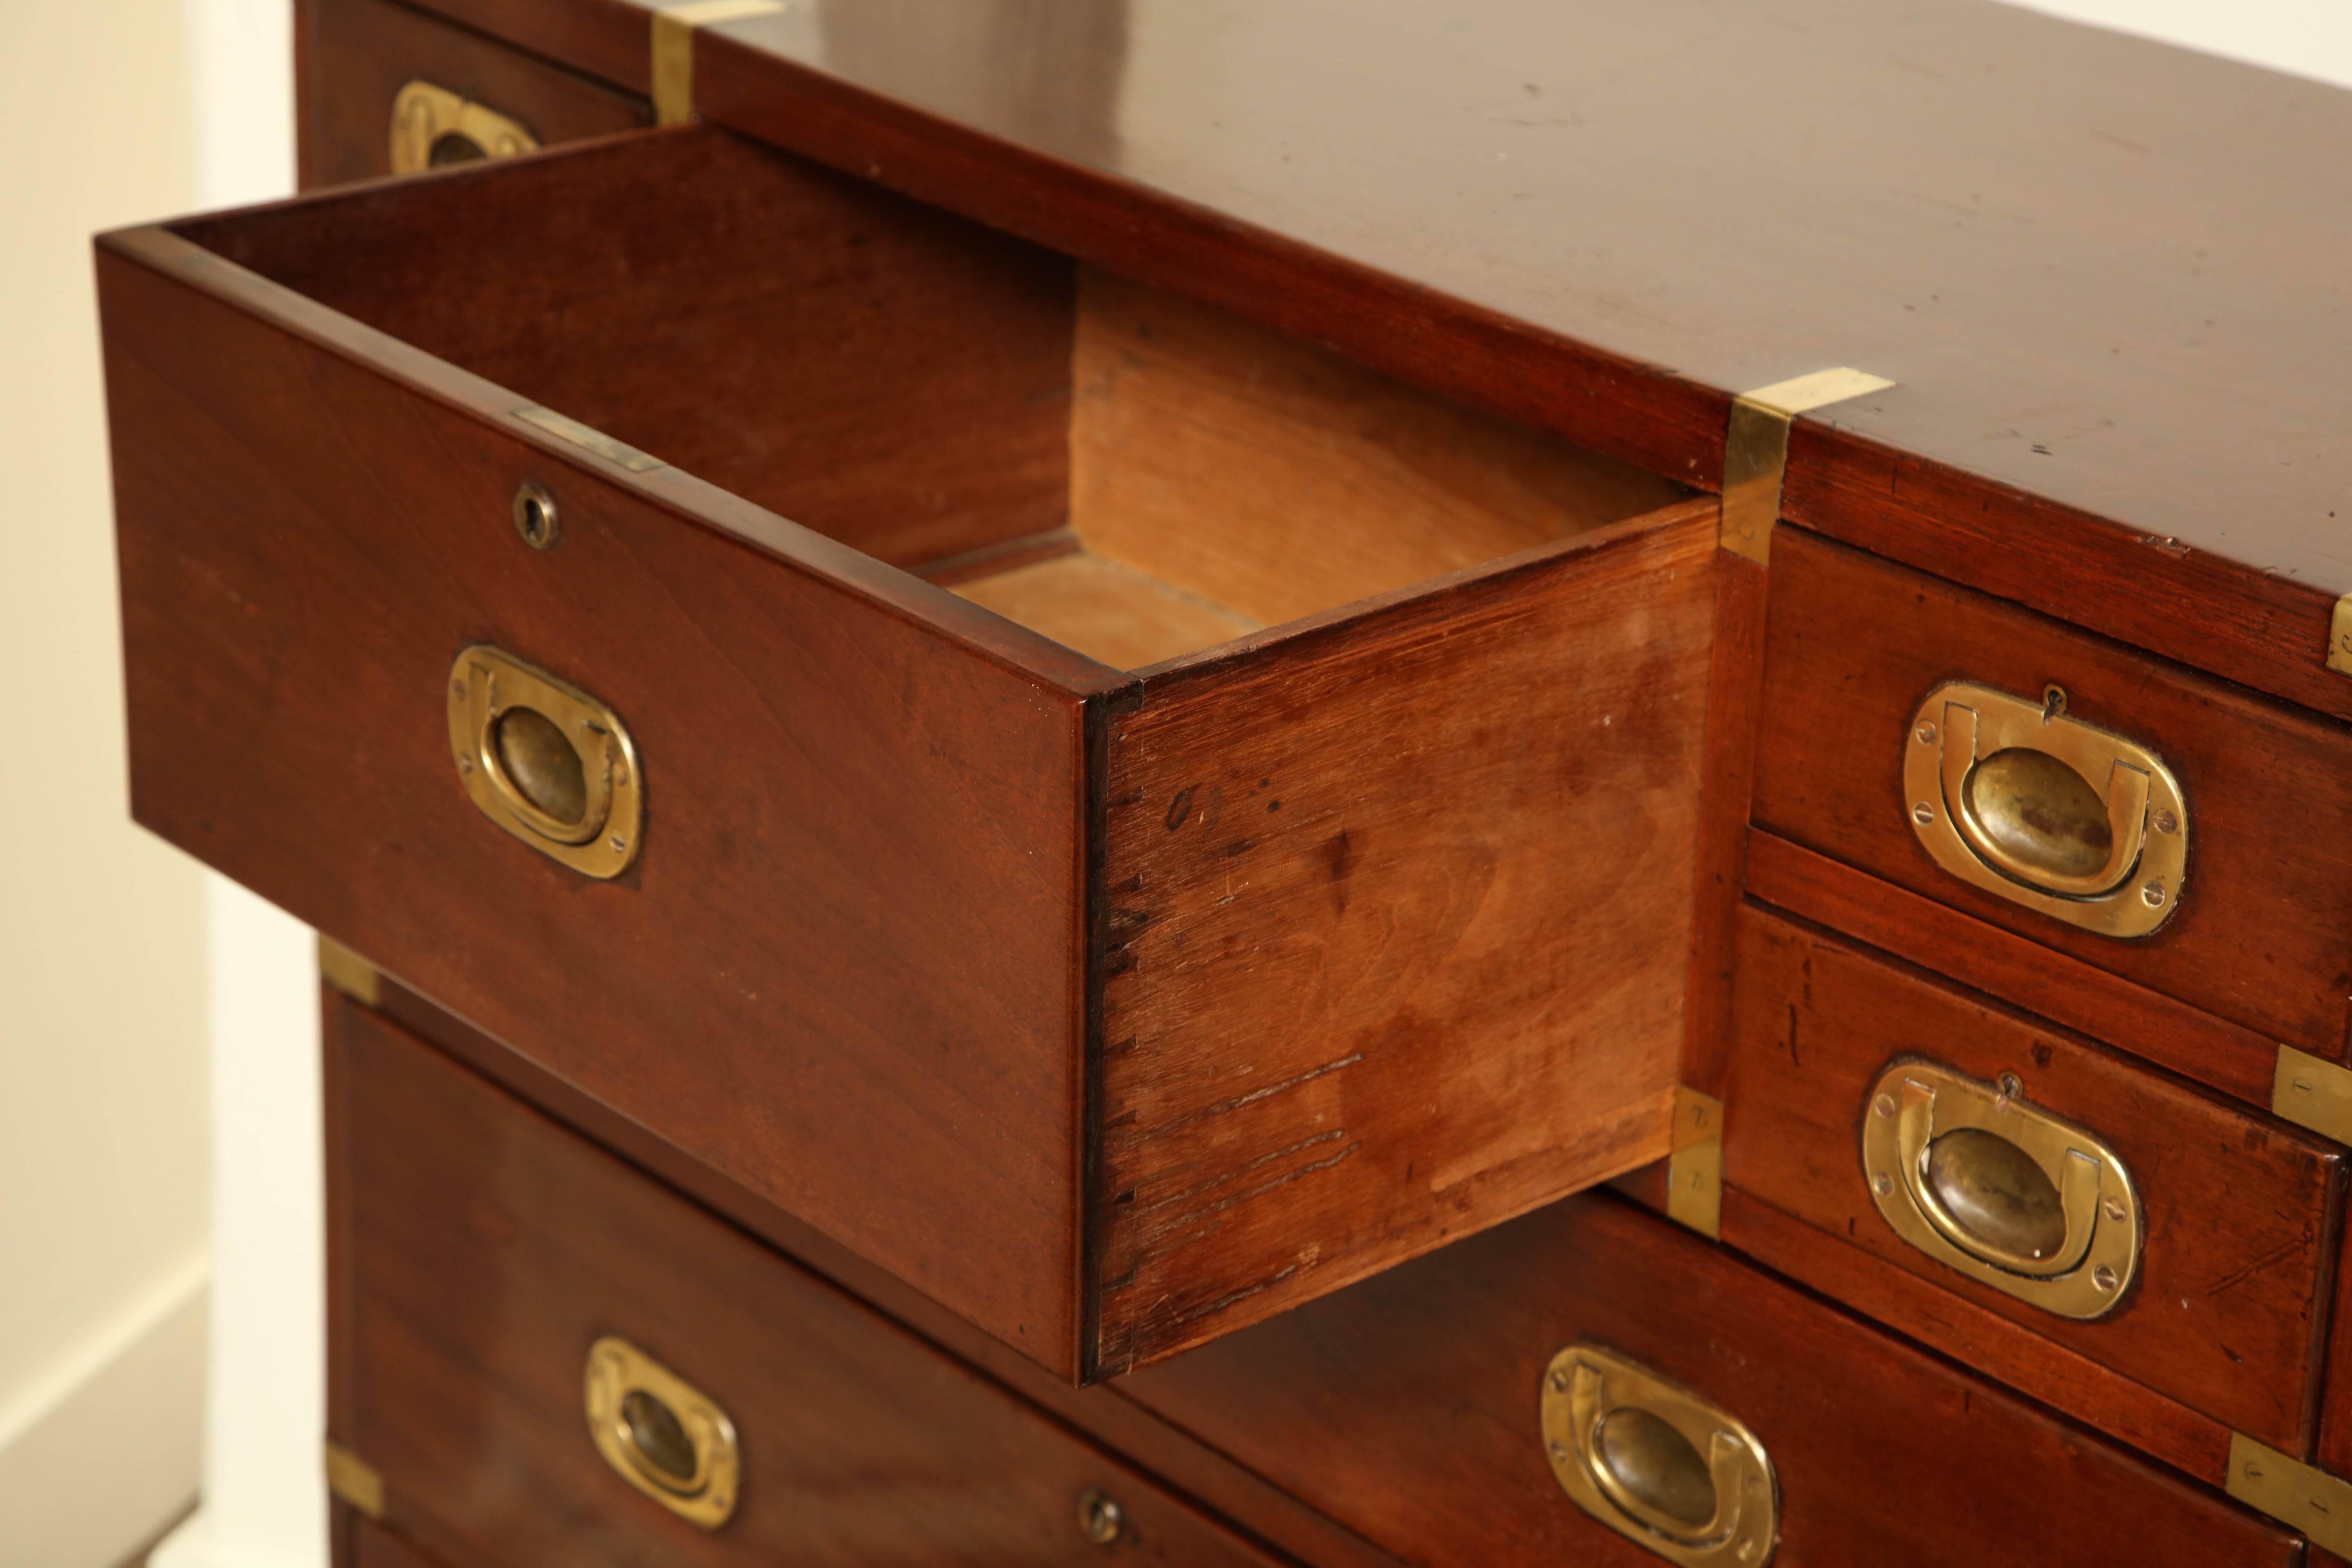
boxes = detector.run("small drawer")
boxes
[1753,527,2352,1058]
[297,0,648,188]
[1724,904,2341,1465]
[103,126,1713,1380]
[324,990,1290,1566]
[1126,1187,2300,1566]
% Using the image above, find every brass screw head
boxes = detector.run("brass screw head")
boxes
[1912,802,1935,825]
[1871,1172,1893,1195]
[2103,1197,2127,1223]
[2141,880,2167,908]
[2153,808,2179,835]
[1872,1094,1896,1119]
[1915,720,1938,744]
[2092,1264,2120,1292]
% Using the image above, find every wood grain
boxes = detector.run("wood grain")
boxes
[1090,502,1718,1373]
[297,0,647,189]
[1725,906,2342,1455]
[325,993,1292,1566]
[1744,831,2286,1108]
[1753,527,2352,1056]
[1125,1190,2301,1567]
[103,181,1111,1372]
[1679,549,1767,1098]
[180,125,1077,573]
[954,550,1261,671]
[357,972,1408,1568]
[1069,268,1689,629]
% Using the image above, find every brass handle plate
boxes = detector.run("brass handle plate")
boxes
[448,646,642,878]
[584,1336,739,1529]
[1541,1343,1777,1566]
[1903,681,2185,938]
[1862,1059,2141,1319]
[390,80,541,175]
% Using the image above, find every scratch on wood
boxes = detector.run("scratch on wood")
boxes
[1142,1142,1364,1250]
[1165,785,1196,829]
[1161,1264,1301,1330]
[1136,1052,1366,1138]
[1127,1129,1349,1217]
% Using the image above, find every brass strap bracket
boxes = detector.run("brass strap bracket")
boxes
[1666,1087,1724,1241]
[2274,1045,2352,1144]
[1720,368,1895,565]
[325,1441,386,1518]
[317,936,381,1008]
[2227,1433,2352,1554]
[652,0,788,126]
[2326,595,2352,677]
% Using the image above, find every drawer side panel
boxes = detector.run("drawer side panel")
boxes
[1091,507,1717,1373]
[104,240,1086,1369]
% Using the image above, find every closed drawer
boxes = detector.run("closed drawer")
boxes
[323,987,1292,1566]
[1125,1191,2302,1567]
[1753,527,2352,1058]
[297,0,646,188]
[102,125,1712,1381]
[1724,904,2341,1471]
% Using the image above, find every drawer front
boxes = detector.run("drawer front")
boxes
[324,989,1289,1566]
[298,0,646,188]
[107,125,1718,1376]
[1753,527,2352,1056]
[1125,1193,2301,1567]
[109,129,1103,1369]
[1725,905,2341,1461]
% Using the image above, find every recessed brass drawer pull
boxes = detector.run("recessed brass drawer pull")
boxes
[448,646,642,878]
[1903,681,2185,937]
[389,80,541,175]
[1862,1059,2142,1319]
[584,1336,739,1528]
[1541,1343,1777,1566]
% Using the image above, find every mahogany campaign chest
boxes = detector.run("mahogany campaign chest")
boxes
[99,0,2352,1561]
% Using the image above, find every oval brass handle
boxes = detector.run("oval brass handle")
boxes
[448,646,642,879]
[1541,1344,1777,1567]
[584,1336,739,1529]
[1862,1060,2141,1319]
[1903,681,2185,938]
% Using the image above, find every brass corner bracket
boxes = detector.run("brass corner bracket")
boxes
[317,936,380,1008]
[2226,1434,2352,1555]
[2274,1045,2352,1145]
[1666,1087,1724,1241]
[325,1441,385,1518]
[652,0,789,125]
[2326,595,2352,678]
[1720,368,1895,565]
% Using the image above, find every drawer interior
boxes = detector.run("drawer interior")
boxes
[174,126,1688,670]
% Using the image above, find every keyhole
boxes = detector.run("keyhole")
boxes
[512,481,559,549]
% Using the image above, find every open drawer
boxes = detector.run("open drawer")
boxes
[100,125,1717,1380]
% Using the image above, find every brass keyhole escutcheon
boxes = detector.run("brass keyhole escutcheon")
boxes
[448,646,641,879]
[512,481,560,550]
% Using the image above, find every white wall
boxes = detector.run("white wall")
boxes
[2012,0,2352,88]
[157,2,321,1566]
[0,0,212,1563]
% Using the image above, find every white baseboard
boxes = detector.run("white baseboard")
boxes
[0,1254,207,1568]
